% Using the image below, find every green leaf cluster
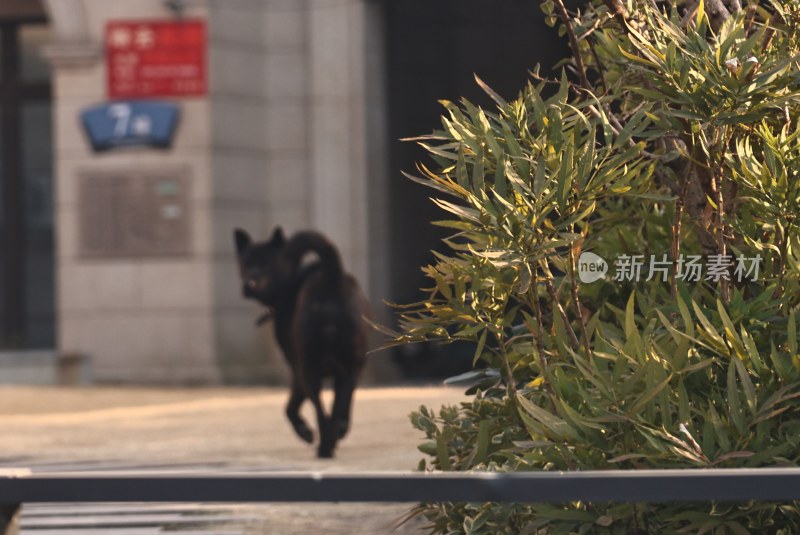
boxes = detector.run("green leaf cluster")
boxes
[391,1,800,533]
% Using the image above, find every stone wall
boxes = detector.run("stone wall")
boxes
[43,0,392,384]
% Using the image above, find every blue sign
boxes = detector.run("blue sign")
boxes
[81,101,180,152]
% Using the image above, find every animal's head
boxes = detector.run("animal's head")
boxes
[233,227,289,305]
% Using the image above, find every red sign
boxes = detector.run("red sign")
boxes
[106,19,206,99]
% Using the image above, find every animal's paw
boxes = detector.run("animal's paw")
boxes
[317,446,335,459]
[293,423,314,444]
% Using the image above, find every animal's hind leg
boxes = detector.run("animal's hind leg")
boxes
[285,382,313,444]
[307,377,336,458]
[332,375,356,439]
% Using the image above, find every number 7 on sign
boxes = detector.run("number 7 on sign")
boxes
[108,103,132,137]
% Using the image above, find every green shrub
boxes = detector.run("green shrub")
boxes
[389,1,800,533]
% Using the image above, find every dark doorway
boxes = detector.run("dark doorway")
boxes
[383,1,569,378]
[0,12,54,349]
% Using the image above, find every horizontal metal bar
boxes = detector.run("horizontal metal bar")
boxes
[2,469,800,503]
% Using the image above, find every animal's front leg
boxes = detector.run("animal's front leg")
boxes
[285,382,313,444]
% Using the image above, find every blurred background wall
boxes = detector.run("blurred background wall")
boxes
[0,0,566,385]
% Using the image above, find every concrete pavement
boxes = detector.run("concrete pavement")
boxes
[0,385,467,534]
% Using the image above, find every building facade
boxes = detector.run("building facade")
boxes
[0,0,563,384]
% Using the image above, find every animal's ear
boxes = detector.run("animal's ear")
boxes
[271,226,286,246]
[234,228,252,255]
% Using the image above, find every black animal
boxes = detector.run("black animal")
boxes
[234,227,368,458]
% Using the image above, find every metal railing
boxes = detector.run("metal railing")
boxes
[2,468,800,503]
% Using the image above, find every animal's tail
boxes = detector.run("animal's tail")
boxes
[285,231,344,284]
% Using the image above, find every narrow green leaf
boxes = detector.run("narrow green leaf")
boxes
[494,152,507,198]
[678,379,691,423]
[630,371,673,415]
[733,356,757,415]
[556,145,574,211]
[727,361,746,433]
[472,145,485,191]
[617,45,658,68]
[473,330,488,366]
[676,292,695,338]
[431,198,481,223]
[516,393,580,441]
[474,419,490,465]
[769,340,790,382]
[625,291,637,339]
[717,300,745,357]
[696,0,705,27]
[456,144,468,187]
[436,428,452,471]
[739,327,765,372]
[692,301,726,352]
[474,73,507,107]
[707,404,730,452]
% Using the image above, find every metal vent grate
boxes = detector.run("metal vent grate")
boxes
[78,169,191,258]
